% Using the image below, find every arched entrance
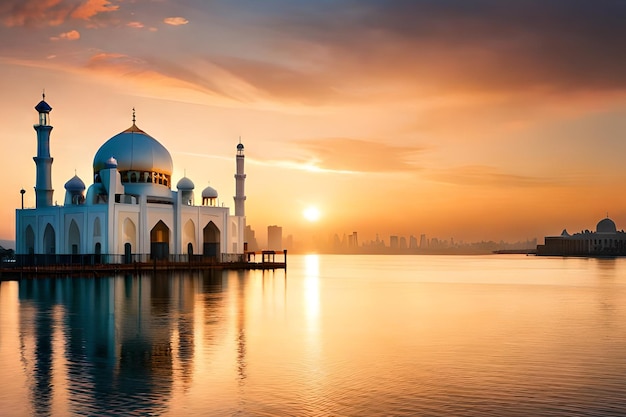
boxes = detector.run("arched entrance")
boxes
[95,242,102,264]
[68,220,80,255]
[43,223,55,255]
[203,221,220,258]
[124,242,132,264]
[150,220,170,260]
[25,225,35,255]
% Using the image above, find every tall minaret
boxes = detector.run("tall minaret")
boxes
[234,141,246,216]
[33,93,54,208]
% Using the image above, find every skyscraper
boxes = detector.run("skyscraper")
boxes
[267,225,283,251]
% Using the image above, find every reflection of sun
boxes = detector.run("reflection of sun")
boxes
[303,206,321,222]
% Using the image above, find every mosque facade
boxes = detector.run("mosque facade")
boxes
[15,96,246,264]
[537,217,626,256]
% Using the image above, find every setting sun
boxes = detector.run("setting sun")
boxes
[303,206,321,222]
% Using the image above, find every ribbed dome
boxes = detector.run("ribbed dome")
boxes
[597,218,617,234]
[202,185,218,199]
[177,176,195,190]
[64,175,85,192]
[93,124,173,176]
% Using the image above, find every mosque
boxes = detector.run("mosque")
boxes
[536,217,626,256]
[15,95,246,264]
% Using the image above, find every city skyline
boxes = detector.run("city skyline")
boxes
[244,222,537,255]
[2,1,626,245]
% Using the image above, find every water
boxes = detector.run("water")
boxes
[2,254,626,416]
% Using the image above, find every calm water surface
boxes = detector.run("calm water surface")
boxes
[2,254,626,416]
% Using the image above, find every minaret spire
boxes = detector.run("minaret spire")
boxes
[234,140,246,217]
[132,107,136,124]
[33,93,54,207]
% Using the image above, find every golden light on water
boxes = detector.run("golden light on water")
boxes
[304,254,320,321]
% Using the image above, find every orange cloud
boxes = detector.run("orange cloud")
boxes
[127,21,144,29]
[295,138,424,173]
[71,0,118,20]
[0,0,68,27]
[163,17,188,26]
[50,29,80,40]
[0,0,119,27]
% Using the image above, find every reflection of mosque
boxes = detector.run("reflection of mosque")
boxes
[17,272,224,416]
[537,217,626,256]
[15,95,247,265]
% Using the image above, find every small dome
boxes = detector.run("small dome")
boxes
[64,175,86,192]
[237,143,244,150]
[35,100,52,113]
[561,229,570,237]
[105,157,118,168]
[202,185,218,199]
[177,176,195,190]
[597,217,617,234]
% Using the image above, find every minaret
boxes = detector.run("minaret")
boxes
[33,93,54,208]
[234,140,246,216]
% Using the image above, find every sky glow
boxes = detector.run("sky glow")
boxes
[2,0,626,245]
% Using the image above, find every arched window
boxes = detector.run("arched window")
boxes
[93,217,101,237]
[123,218,137,250]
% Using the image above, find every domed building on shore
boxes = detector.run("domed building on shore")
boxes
[15,96,247,264]
[537,217,626,256]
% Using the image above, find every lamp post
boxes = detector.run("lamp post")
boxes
[20,189,25,209]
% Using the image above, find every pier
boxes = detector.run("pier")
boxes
[0,250,286,279]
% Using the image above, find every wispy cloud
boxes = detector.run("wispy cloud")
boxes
[427,165,577,188]
[126,21,144,29]
[174,151,359,175]
[163,17,188,26]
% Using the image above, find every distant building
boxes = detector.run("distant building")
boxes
[409,235,418,249]
[285,234,293,251]
[244,225,259,252]
[267,225,283,251]
[419,234,427,249]
[537,217,626,256]
[389,235,399,249]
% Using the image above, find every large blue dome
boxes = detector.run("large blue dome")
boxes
[93,124,173,176]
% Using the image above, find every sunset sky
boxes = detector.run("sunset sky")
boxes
[2,0,626,246]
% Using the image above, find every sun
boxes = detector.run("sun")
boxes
[303,206,321,222]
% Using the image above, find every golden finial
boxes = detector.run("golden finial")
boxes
[132,107,136,124]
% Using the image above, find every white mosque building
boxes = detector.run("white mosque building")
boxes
[15,95,247,264]
[537,217,626,256]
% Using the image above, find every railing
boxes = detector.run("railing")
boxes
[14,253,246,267]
